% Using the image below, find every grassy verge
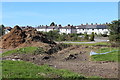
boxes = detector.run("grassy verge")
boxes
[96,47,118,53]
[57,41,89,42]
[2,60,85,79]
[91,47,119,62]
[2,47,38,56]
[63,42,110,46]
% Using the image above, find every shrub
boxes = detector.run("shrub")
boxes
[90,32,94,41]
[47,43,71,54]
[108,20,120,43]
[102,34,108,37]
[33,47,45,55]
[84,32,89,40]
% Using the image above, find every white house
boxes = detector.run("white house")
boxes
[35,23,109,35]
[36,26,60,32]
[36,26,47,32]
[59,26,77,34]
[76,23,109,35]
[4,27,12,34]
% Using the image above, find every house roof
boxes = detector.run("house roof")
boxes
[96,25,108,29]
[76,25,86,29]
[4,27,12,29]
[47,26,55,29]
[4,27,12,31]
[37,26,48,29]
[60,26,76,29]
[76,25,108,29]
[35,24,108,29]
[36,26,61,29]
[86,25,96,29]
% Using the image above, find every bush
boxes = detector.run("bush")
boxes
[102,34,108,37]
[108,20,120,43]
[84,33,89,40]
[47,43,71,54]
[41,31,88,41]
[90,32,94,41]
[33,47,45,55]
[0,24,5,36]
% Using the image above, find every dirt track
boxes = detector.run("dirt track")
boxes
[47,60,118,78]
[2,45,119,78]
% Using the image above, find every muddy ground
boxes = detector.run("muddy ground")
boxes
[2,45,119,78]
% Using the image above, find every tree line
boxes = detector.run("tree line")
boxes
[0,25,5,36]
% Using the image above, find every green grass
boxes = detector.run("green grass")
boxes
[59,41,88,42]
[2,60,85,79]
[91,47,119,62]
[63,42,110,46]
[2,47,38,56]
[96,47,118,53]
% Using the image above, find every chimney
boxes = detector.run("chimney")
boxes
[68,24,70,26]
[106,22,108,24]
[81,24,83,26]
[59,24,61,27]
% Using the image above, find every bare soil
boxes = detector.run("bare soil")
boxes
[2,45,119,78]
[0,26,56,49]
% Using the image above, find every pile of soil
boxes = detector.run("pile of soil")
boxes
[0,25,56,49]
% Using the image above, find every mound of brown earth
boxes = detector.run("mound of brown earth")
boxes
[0,25,56,49]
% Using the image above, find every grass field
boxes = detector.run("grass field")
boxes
[2,47,38,56]
[2,60,85,79]
[91,47,119,62]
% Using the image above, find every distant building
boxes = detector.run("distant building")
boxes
[35,23,109,35]
[20,26,33,30]
[36,26,60,32]
[59,25,77,34]
[36,26,47,32]
[4,27,12,34]
[76,23,109,35]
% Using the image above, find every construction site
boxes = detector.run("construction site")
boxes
[0,26,119,78]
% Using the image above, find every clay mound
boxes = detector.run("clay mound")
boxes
[0,25,56,49]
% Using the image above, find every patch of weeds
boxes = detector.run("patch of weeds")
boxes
[2,47,38,56]
[33,47,46,55]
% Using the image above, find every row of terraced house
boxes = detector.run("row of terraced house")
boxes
[35,23,109,35]
[3,23,109,35]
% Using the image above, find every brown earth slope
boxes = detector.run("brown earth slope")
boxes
[0,25,56,49]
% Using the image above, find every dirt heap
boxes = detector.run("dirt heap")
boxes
[0,25,56,49]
